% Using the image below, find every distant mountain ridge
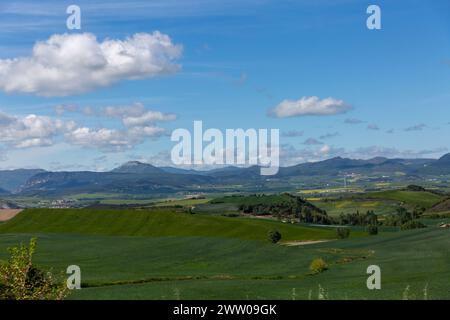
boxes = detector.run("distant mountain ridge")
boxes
[111,161,164,174]
[2,153,449,197]
[0,169,46,192]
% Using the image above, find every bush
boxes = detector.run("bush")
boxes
[309,258,328,274]
[367,225,378,235]
[400,220,426,230]
[336,227,350,239]
[268,230,282,244]
[0,238,68,300]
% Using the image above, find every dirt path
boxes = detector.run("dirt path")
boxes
[0,209,22,222]
[281,240,331,247]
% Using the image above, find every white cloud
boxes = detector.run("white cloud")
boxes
[320,144,331,154]
[103,103,147,118]
[65,124,168,152]
[0,112,75,148]
[1,104,175,153]
[65,127,130,151]
[0,32,182,96]
[268,96,351,118]
[100,103,177,127]
[123,110,176,127]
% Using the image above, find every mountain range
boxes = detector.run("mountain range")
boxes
[0,154,449,197]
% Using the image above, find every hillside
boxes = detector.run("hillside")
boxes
[0,208,340,242]
[0,169,45,192]
[193,193,332,224]
[365,190,443,209]
[18,170,214,196]
[0,215,448,299]
[419,153,450,174]
[427,198,450,213]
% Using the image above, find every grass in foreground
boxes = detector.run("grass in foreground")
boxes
[0,226,447,299]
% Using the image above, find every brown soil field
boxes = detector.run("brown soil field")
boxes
[0,209,22,222]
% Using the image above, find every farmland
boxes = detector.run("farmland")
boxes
[0,194,449,300]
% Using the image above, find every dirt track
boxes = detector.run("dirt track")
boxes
[281,240,331,246]
[0,209,22,222]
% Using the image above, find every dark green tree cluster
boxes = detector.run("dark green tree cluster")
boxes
[337,210,378,226]
[383,207,425,227]
[239,194,332,224]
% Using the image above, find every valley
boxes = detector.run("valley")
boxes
[0,155,449,300]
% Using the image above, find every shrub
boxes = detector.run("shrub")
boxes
[309,258,328,274]
[367,225,378,235]
[336,227,350,239]
[0,238,68,300]
[268,230,282,244]
[400,220,426,230]
[222,213,240,218]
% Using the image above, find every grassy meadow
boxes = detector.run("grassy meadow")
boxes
[0,198,449,299]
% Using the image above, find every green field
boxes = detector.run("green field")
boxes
[308,190,445,217]
[364,190,443,209]
[153,198,210,207]
[0,207,449,300]
[0,208,344,242]
[310,198,398,216]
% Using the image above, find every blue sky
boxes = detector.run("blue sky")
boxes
[0,0,449,170]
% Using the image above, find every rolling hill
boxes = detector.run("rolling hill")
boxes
[0,208,340,242]
[426,197,450,213]
[0,209,448,299]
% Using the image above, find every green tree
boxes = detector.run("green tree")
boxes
[336,227,350,239]
[367,225,378,235]
[400,220,426,230]
[268,230,282,244]
[0,238,68,300]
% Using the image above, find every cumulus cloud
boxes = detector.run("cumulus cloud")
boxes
[103,103,148,118]
[62,104,171,152]
[0,32,182,96]
[122,110,176,127]
[0,112,76,148]
[100,103,177,127]
[64,126,165,152]
[268,96,351,118]
[1,104,176,153]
